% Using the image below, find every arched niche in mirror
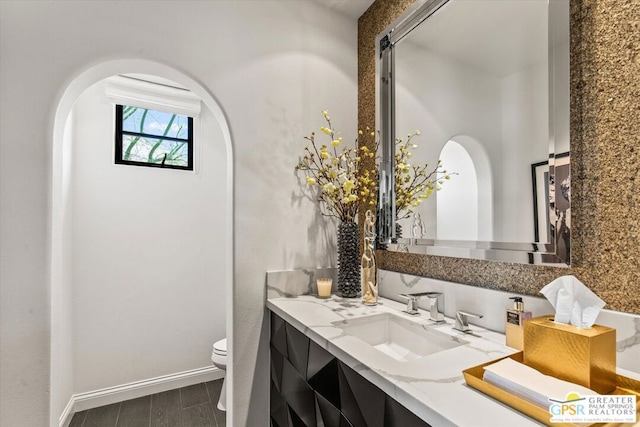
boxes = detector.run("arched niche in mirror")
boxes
[436,138,487,242]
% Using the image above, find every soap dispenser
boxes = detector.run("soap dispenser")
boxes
[506,296,532,350]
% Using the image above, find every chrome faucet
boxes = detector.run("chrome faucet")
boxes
[399,292,445,322]
[453,310,484,333]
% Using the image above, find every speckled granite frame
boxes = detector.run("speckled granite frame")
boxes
[358,0,640,314]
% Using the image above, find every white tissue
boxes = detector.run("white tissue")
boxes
[483,358,597,409]
[540,275,605,328]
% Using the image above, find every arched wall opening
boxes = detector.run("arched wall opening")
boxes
[437,140,478,240]
[436,135,493,241]
[50,59,233,427]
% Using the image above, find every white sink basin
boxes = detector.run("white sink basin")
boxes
[332,312,467,362]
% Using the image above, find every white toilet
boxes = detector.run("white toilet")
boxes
[211,338,227,411]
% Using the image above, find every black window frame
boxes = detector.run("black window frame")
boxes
[114,104,194,170]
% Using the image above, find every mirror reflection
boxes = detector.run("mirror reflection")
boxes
[378,0,570,264]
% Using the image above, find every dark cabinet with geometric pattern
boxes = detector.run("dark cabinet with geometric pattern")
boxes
[270,311,431,427]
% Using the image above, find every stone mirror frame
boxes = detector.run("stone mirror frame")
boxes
[358,0,640,314]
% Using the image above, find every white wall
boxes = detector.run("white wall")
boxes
[0,1,358,426]
[70,81,226,393]
[500,63,548,242]
[50,111,76,426]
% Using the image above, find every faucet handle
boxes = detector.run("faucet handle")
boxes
[453,310,483,333]
[399,294,420,316]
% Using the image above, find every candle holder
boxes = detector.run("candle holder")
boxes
[316,278,332,298]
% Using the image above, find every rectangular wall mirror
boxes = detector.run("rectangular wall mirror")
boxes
[377,0,570,266]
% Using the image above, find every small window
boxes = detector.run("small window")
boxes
[115,105,193,170]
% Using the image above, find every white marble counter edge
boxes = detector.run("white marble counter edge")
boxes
[266,295,544,427]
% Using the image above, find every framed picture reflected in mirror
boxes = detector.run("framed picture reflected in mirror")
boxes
[531,152,570,260]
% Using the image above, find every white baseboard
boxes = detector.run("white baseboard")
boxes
[59,366,223,427]
[58,398,76,427]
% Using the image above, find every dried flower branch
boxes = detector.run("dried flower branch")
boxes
[394,132,455,220]
[296,111,363,222]
[296,111,453,223]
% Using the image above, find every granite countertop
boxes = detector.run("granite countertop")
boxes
[267,294,545,427]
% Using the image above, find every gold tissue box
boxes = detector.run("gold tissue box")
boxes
[523,316,616,394]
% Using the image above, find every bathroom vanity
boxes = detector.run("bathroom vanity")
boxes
[269,307,429,427]
[266,268,640,426]
[267,295,543,426]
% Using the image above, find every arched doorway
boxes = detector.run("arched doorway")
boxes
[436,135,492,241]
[50,60,233,426]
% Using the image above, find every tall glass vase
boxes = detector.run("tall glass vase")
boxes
[362,210,378,305]
[337,221,360,298]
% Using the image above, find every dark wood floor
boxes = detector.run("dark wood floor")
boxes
[69,379,226,427]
